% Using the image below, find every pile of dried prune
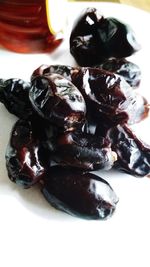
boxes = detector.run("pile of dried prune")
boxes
[0,62,149,220]
[0,8,150,220]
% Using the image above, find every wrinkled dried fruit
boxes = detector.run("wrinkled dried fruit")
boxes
[42,166,119,219]
[72,67,146,127]
[70,8,140,66]
[31,64,79,82]
[48,130,116,170]
[30,74,86,130]
[0,78,32,118]
[5,119,50,188]
[96,58,141,88]
[109,124,150,177]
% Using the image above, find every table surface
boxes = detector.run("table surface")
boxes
[69,0,150,12]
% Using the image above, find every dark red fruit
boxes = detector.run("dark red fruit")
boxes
[96,58,141,89]
[31,64,79,82]
[42,166,119,219]
[70,8,140,66]
[72,67,146,127]
[109,125,150,177]
[30,74,86,130]
[5,119,51,188]
[0,78,32,118]
[48,130,117,170]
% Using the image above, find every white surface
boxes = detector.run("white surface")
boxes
[0,2,150,267]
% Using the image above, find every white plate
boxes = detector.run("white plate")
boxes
[0,2,150,267]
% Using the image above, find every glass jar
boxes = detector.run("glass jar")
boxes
[0,0,66,53]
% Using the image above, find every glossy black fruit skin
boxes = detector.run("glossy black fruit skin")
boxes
[105,17,140,58]
[109,125,150,177]
[30,74,86,130]
[96,58,141,89]
[81,116,110,137]
[70,8,107,66]
[70,8,140,66]
[42,166,119,220]
[5,119,50,188]
[31,64,79,82]
[48,130,116,170]
[0,78,32,118]
[73,67,146,127]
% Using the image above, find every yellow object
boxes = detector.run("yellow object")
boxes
[46,0,67,35]
[120,0,150,12]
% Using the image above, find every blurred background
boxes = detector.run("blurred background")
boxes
[69,0,150,12]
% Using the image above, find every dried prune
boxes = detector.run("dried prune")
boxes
[31,64,79,82]
[48,130,117,170]
[0,78,33,118]
[96,58,141,88]
[70,8,140,66]
[72,67,146,127]
[30,74,86,130]
[5,119,50,188]
[42,166,119,219]
[109,125,150,177]
[1,56,149,221]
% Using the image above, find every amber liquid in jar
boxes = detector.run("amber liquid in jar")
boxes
[0,0,64,53]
